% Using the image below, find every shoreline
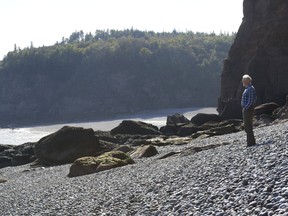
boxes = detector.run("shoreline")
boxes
[0,107,217,145]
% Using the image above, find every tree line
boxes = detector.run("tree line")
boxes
[0,29,235,126]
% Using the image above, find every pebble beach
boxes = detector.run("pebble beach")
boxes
[1,121,287,216]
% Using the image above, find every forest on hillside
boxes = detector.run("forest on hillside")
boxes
[0,29,235,126]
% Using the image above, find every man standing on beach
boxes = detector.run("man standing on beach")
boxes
[241,74,257,147]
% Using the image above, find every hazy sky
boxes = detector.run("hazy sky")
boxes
[0,0,243,60]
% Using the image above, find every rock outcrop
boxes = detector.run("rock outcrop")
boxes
[68,151,134,177]
[34,126,115,165]
[218,0,288,119]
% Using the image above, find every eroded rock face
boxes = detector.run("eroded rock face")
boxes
[218,0,288,119]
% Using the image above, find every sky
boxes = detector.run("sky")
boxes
[0,0,243,60]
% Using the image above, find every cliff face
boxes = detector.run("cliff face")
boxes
[218,0,288,119]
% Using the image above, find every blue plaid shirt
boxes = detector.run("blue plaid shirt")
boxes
[241,84,257,110]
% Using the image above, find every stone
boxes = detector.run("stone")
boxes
[177,124,201,137]
[254,102,279,116]
[110,120,160,136]
[166,113,190,126]
[113,145,134,153]
[254,114,275,127]
[129,145,159,158]
[191,123,240,139]
[0,142,36,169]
[68,151,134,177]
[0,178,8,183]
[218,1,288,119]
[161,113,196,136]
[160,125,179,136]
[0,144,14,152]
[0,156,12,169]
[273,101,288,120]
[94,130,118,144]
[191,113,222,126]
[34,126,115,165]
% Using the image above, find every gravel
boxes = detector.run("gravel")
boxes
[0,121,287,215]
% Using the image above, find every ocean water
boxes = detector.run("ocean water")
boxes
[0,107,217,145]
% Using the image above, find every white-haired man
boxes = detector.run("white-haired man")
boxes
[241,74,257,146]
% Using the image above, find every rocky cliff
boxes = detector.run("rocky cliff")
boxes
[218,0,288,119]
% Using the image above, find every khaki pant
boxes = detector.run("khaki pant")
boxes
[242,107,256,145]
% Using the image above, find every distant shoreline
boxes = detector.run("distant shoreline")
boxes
[0,107,217,145]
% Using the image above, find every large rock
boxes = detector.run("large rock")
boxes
[160,114,190,136]
[254,114,275,127]
[177,124,201,137]
[191,120,243,139]
[129,145,159,158]
[254,102,279,116]
[218,0,288,119]
[110,120,160,136]
[34,126,115,165]
[191,113,222,126]
[166,114,190,126]
[0,142,36,169]
[160,124,179,136]
[272,95,288,120]
[68,151,134,177]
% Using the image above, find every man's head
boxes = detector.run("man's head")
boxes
[242,74,252,87]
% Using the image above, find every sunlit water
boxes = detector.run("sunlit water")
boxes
[0,107,217,145]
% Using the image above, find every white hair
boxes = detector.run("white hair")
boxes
[242,74,252,81]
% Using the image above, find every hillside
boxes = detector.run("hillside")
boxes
[0,30,234,127]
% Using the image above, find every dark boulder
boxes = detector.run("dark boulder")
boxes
[0,156,12,169]
[191,113,222,126]
[191,124,240,139]
[166,113,190,126]
[0,144,13,153]
[177,124,201,137]
[34,126,115,165]
[218,0,288,118]
[254,102,279,116]
[0,142,36,169]
[94,130,119,144]
[110,120,160,136]
[160,124,179,136]
[191,120,243,139]
[160,114,191,136]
